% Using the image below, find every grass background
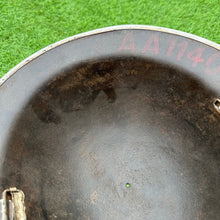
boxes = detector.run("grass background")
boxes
[0,0,219,78]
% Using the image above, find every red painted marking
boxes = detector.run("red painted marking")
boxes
[205,53,220,75]
[142,35,159,55]
[166,39,177,56]
[187,48,205,67]
[177,41,188,61]
[118,32,135,52]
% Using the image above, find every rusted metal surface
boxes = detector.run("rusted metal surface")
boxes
[0,27,219,219]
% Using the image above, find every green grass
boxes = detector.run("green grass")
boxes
[0,0,219,78]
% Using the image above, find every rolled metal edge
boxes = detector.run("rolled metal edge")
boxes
[1,25,220,87]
